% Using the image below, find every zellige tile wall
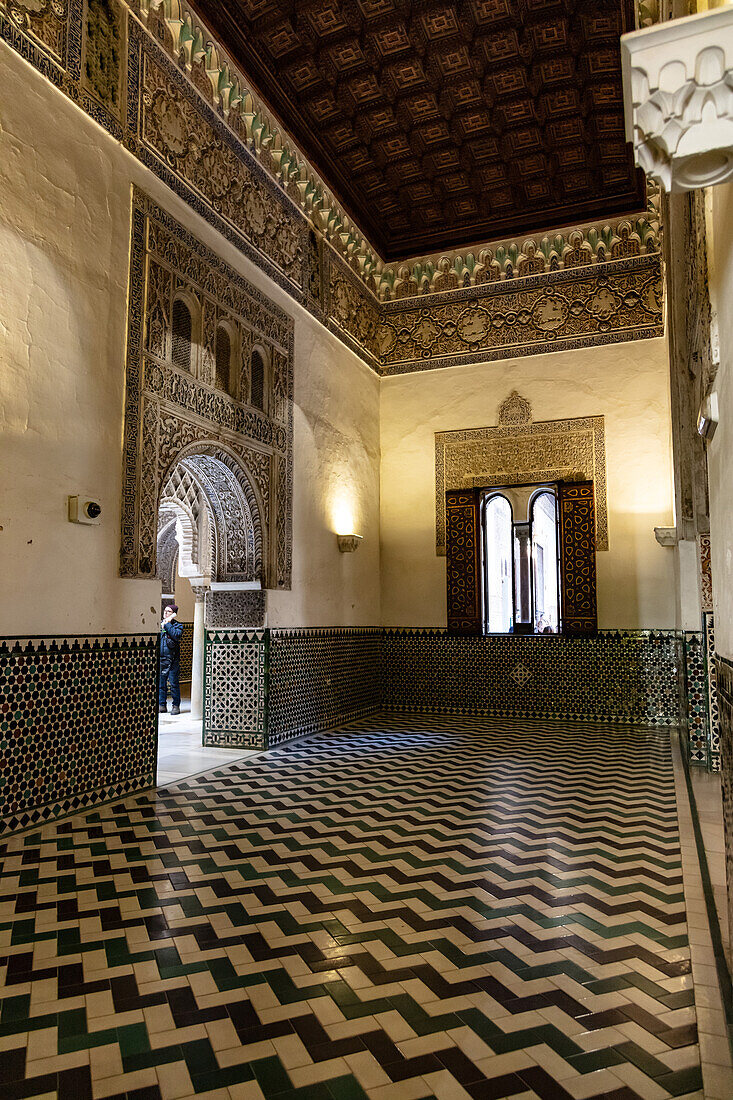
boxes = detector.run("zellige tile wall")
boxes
[0,634,158,835]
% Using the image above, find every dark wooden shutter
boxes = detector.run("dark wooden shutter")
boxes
[446,488,482,635]
[558,480,597,636]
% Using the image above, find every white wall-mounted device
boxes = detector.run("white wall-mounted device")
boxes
[697,391,719,441]
[68,495,102,525]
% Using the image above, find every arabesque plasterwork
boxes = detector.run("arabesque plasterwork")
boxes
[139,48,305,289]
[121,188,294,588]
[382,260,663,373]
[3,0,66,61]
[435,400,608,556]
[1,0,665,374]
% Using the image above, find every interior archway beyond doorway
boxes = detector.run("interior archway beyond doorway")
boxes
[154,449,264,784]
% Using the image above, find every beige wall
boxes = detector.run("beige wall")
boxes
[379,338,677,628]
[0,43,380,636]
[267,320,381,627]
[708,182,733,661]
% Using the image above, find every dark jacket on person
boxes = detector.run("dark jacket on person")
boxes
[160,619,184,660]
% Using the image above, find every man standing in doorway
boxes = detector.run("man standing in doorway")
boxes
[159,604,184,715]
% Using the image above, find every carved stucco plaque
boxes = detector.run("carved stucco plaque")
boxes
[435,395,608,555]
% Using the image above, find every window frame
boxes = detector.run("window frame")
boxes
[479,481,560,636]
[446,478,597,638]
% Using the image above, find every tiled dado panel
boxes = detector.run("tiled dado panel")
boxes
[268,629,382,746]
[0,634,158,835]
[383,629,683,726]
[684,622,721,770]
[685,631,709,765]
[705,612,721,770]
[716,656,733,971]
[202,629,267,749]
[204,628,700,751]
[179,622,193,682]
[201,628,382,749]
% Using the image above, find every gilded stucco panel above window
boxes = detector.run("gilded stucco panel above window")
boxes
[121,188,294,588]
[435,396,608,556]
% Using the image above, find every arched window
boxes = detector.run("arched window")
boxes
[215,324,232,395]
[531,491,559,633]
[250,348,265,411]
[483,495,513,633]
[172,297,192,372]
[478,485,560,635]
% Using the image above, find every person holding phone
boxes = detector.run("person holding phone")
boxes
[159,604,184,714]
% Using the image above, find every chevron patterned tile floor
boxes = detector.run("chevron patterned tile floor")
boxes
[0,715,714,1099]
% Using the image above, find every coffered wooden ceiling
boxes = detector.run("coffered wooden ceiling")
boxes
[195,0,646,261]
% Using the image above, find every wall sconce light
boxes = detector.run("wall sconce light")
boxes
[337,534,363,553]
[697,391,719,440]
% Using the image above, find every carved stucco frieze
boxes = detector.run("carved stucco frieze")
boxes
[140,49,305,286]
[204,589,266,629]
[435,399,608,555]
[622,7,733,191]
[3,0,67,61]
[380,260,663,373]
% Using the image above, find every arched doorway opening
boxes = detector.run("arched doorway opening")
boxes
[155,447,264,782]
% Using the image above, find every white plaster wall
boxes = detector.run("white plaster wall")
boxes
[708,181,733,661]
[379,338,677,629]
[266,322,381,627]
[0,43,380,635]
[173,570,196,623]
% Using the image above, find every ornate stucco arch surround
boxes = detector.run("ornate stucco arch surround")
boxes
[158,444,266,583]
[120,189,294,588]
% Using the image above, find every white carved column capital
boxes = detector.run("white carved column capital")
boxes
[621,7,733,190]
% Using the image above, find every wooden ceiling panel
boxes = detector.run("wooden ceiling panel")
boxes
[194,0,646,260]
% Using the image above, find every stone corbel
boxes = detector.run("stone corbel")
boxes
[654,526,679,546]
[621,7,733,190]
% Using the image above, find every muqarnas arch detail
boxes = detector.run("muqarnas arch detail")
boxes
[158,449,265,583]
[121,188,294,587]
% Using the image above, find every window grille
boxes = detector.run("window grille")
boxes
[251,349,265,410]
[215,326,231,393]
[172,298,192,372]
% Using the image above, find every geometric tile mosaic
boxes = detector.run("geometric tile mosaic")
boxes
[384,628,684,727]
[704,612,721,771]
[202,629,267,750]
[178,622,193,681]
[0,635,158,837]
[0,713,701,1099]
[684,631,709,766]
[2,625,716,838]
[716,656,733,970]
[268,629,382,746]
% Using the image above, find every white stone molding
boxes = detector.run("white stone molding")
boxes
[654,526,679,546]
[622,7,733,190]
